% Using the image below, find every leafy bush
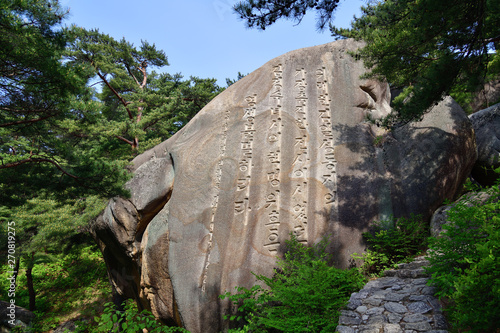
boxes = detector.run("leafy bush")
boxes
[426,188,500,332]
[220,235,365,332]
[354,214,429,276]
[93,300,188,333]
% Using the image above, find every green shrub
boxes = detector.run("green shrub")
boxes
[354,214,428,276]
[93,300,188,333]
[426,188,500,332]
[220,235,366,332]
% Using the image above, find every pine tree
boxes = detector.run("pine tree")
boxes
[65,27,223,152]
[333,0,500,126]
[0,0,130,206]
[234,0,500,125]
[1,0,223,313]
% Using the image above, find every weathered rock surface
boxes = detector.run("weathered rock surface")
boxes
[468,79,500,114]
[430,190,493,237]
[469,103,500,185]
[91,39,476,332]
[381,95,476,220]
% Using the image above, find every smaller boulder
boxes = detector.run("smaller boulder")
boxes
[53,321,76,333]
[430,191,493,237]
[0,301,35,332]
[469,103,500,185]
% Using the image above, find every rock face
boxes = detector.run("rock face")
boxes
[469,103,500,185]
[90,39,476,332]
[468,79,500,113]
[383,95,477,219]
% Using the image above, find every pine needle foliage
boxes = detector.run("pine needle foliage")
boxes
[234,0,500,126]
[234,0,341,31]
[332,0,500,126]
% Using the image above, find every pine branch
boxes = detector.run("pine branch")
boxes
[138,61,148,89]
[0,157,79,179]
[125,63,141,87]
[115,135,134,146]
[96,71,134,120]
[0,114,55,127]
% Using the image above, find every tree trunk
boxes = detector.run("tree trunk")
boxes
[26,252,36,311]
[12,258,20,288]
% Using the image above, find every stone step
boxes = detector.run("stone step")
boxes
[396,257,430,270]
[383,257,431,279]
[338,257,448,333]
[383,267,430,279]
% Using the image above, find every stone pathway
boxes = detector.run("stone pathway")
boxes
[337,257,449,333]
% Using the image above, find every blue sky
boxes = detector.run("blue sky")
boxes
[61,0,366,86]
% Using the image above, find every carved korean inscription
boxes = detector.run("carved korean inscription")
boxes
[264,64,283,254]
[234,95,256,225]
[222,65,339,261]
[316,67,338,210]
[291,68,309,243]
[201,108,230,292]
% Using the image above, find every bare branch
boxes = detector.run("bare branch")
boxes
[125,63,141,87]
[138,62,148,89]
[115,135,134,146]
[484,35,500,44]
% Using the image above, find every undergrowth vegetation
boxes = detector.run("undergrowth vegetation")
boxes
[353,213,429,277]
[220,235,366,332]
[93,300,188,333]
[0,244,111,332]
[426,185,500,332]
[2,183,499,333]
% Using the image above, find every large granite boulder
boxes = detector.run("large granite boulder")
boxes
[469,103,500,185]
[90,39,476,332]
